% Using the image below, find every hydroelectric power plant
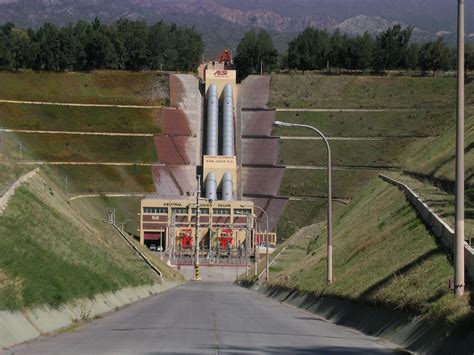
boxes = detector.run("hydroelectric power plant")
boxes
[138,52,285,263]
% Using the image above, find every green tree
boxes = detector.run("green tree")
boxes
[0,23,14,69]
[33,23,62,71]
[419,39,451,73]
[116,19,150,71]
[347,32,374,70]
[328,29,347,69]
[466,44,474,71]
[84,19,118,70]
[405,43,420,70]
[234,29,278,79]
[373,25,413,70]
[288,28,330,70]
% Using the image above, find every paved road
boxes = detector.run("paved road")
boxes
[8,283,398,355]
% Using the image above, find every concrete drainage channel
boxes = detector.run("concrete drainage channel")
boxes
[0,281,182,350]
[237,281,474,354]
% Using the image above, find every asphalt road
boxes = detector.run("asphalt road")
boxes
[8,283,398,355]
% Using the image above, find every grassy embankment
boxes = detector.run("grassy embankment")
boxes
[270,74,459,240]
[256,73,474,327]
[264,179,473,326]
[0,172,182,311]
[0,70,168,105]
[0,71,167,195]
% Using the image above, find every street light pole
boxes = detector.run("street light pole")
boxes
[254,205,269,282]
[274,121,333,284]
[194,175,201,281]
[254,215,258,277]
[455,0,465,297]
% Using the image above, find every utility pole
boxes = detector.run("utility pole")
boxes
[455,0,465,297]
[246,214,252,277]
[193,175,201,281]
[0,126,4,151]
[254,215,258,277]
[168,211,176,265]
[254,205,269,282]
[260,60,263,76]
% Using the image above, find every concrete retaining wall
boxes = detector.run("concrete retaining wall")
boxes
[0,281,181,350]
[0,168,39,216]
[379,174,474,281]
[243,283,474,354]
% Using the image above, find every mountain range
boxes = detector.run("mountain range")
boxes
[1,0,473,56]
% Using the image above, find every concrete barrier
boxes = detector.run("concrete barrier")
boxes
[240,282,474,354]
[379,174,474,281]
[0,281,182,350]
[0,168,39,216]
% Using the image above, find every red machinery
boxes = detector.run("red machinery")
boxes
[178,228,193,249]
[218,229,234,249]
[219,49,232,64]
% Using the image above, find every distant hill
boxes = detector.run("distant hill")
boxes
[0,0,472,56]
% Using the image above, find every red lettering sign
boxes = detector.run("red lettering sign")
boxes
[213,70,228,77]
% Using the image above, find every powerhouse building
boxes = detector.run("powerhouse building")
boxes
[139,57,277,253]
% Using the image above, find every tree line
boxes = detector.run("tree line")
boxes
[0,19,203,72]
[235,25,474,77]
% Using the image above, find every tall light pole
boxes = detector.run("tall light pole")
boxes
[274,121,333,284]
[254,205,269,282]
[455,0,465,297]
[253,214,259,277]
[193,175,202,281]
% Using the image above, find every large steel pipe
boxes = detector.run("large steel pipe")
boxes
[207,84,218,156]
[222,172,233,201]
[206,172,217,201]
[222,84,234,156]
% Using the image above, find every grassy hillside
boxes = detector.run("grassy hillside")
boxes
[279,169,379,199]
[269,74,465,242]
[46,165,155,194]
[0,103,161,133]
[0,70,168,105]
[276,200,328,241]
[0,162,35,196]
[404,108,474,186]
[269,178,473,325]
[279,139,419,167]
[269,74,464,109]
[0,172,182,311]
[1,132,157,163]
[71,195,143,237]
[273,110,454,137]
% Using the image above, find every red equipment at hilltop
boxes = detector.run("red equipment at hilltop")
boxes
[219,49,232,64]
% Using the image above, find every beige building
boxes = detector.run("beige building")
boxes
[139,198,255,252]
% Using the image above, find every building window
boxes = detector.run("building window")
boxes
[143,207,168,214]
[172,207,188,215]
[191,208,210,215]
[234,208,252,216]
[213,208,231,215]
